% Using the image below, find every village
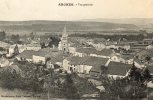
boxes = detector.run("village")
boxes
[0,27,153,99]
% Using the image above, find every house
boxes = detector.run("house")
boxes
[115,43,130,50]
[89,57,110,78]
[105,44,117,49]
[143,39,153,45]
[89,49,114,58]
[86,39,94,45]
[134,58,146,68]
[46,52,63,69]
[0,57,10,67]
[110,54,134,64]
[146,45,153,49]
[63,56,110,75]
[0,41,10,50]
[16,50,37,62]
[33,55,47,65]
[69,46,76,54]
[7,44,26,57]
[74,47,114,58]
[90,38,106,50]
[74,47,92,57]
[110,55,121,62]
[136,49,153,60]
[93,43,106,51]
[26,43,41,51]
[130,44,148,51]
[107,61,132,79]
[33,48,63,65]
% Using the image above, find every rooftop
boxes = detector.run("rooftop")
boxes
[136,49,153,58]
[0,57,9,65]
[68,56,109,72]
[76,47,114,56]
[17,50,37,59]
[36,48,62,58]
[0,41,10,49]
[107,61,132,76]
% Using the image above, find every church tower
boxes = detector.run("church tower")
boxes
[61,26,69,53]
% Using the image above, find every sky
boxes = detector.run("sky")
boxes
[0,0,153,21]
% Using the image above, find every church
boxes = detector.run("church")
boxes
[58,26,69,54]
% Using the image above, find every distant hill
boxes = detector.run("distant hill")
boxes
[0,20,139,34]
[81,18,153,29]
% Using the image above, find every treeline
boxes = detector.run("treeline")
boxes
[70,33,153,41]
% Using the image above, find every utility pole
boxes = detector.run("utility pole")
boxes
[48,87,50,100]
[147,85,149,100]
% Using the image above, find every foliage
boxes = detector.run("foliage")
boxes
[100,76,147,99]
[0,31,6,41]
[40,42,46,49]
[70,33,145,41]
[0,68,43,92]
[128,63,152,83]
[60,73,80,99]
[11,34,20,43]
[48,36,60,47]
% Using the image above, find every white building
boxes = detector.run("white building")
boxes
[26,43,41,51]
[63,56,110,74]
[7,44,26,57]
[33,55,46,65]
[0,57,10,67]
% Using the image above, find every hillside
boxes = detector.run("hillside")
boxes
[0,20,138,34]
[81,18,153,29]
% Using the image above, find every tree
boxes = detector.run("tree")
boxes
[128,62,152,83]
[40,42,46,49]
[61,74,80,99]
[100,77,147,99]
[145,56,151,64]
[128,62,137,80]
[30,32,35,40]
[0,31,6,41]
[11,34,19,43]
[48,36,60,47]
[141,67,152,82]
[14,45,19,55]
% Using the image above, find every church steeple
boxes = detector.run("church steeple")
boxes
[61,26,69,53]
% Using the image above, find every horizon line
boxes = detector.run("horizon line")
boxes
[0,18,153,22]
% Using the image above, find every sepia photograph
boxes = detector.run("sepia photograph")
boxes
[0,0,153,99]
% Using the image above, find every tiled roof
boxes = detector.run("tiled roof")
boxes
[136,49,153,58]
[17,50,37,59]
[83,57,109,67]
[76,47,96,54]
[68,56,109,72]
[47,53,63,63]
[76,47,114,56]
[0,41,10,49]
[68,56,89,65]
[10,44,26,50]
[36,48,62,58]
[99,49,114,56]
[26,43,41,47]
[107,61,132,76]
[120,54,134,60]
[134,58,145,65]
